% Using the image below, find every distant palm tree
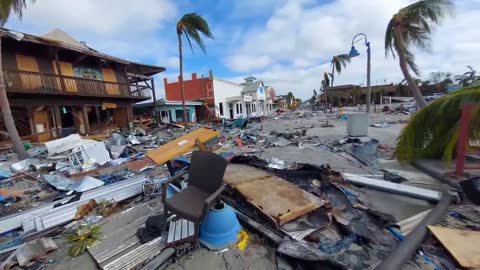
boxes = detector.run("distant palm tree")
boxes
[322,72,332,110]
[0,0,35,159]
[455,66,478,87]
[330,54,350,87]
[176,13,213,128]
[385,0,453,108]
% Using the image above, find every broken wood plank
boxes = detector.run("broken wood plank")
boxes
[224,164,323,225]
[146,128,219,165]
[224,164,272,185]
[428,225,480,268]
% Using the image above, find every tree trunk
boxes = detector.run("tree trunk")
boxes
[178,33,189,129]
[0,36,29,159]
[330,65,335,112]
[393,27,427,108]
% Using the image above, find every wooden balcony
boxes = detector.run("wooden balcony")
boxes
[3,69,149,100]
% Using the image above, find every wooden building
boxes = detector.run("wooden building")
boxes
[0,28,165,142]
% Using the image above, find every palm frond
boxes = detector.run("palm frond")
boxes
[0,0,33,26]
[403,48,419,75]
[395,86,480,163]
[178,13,213,54]
[323,72,331,87]
[183,29,194,54]
[331,54,350,74]
[385,19,396,58]
[386,0,452,75]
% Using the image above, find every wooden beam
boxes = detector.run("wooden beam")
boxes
[82,106,90,135]
[53,105,62,138]
[54,48,66,92]
[151,79,160,125]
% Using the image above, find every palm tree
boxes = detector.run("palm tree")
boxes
[385,0,453,108]
[322,72,332,111]
[176,13,213,128]
[329,54,350,87]
[455,66,478,87]
[0,0,34,159]
[395,86,480,163]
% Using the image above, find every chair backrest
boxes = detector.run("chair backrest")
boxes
[188,151,227,194]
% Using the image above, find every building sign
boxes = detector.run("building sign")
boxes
[74,66,103,80]
[243,95,252,102]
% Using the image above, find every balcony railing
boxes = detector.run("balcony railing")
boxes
[3,69,148,99]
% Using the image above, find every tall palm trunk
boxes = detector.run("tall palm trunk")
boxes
[0,36,29,159]
[393,27,427,108]
[177,33,189,129]
[330,65,335,112]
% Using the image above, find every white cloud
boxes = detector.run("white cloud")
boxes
[165,56,179,70]
[224,0,480,100]
[14,0,177,36]
[6,0,179,67]
[225,55,273,72]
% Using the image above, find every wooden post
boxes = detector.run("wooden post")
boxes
[82,106,90,135]
[95,106,101,126]
[27,107,35,135]
[54,49,66,92]
[456,103,473,176]
[53,105,62,138]
[151,78,160,126]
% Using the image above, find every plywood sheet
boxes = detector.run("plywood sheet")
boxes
[16,54,42,89]
[102,68,120,95]
[225,164,322,225]
[428,225,480,268]
[146,128,220,165]
[224,164,272,185]
[57,61,77,92]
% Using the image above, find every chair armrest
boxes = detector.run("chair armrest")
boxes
[161,169,189,203]
[204,184,225,209]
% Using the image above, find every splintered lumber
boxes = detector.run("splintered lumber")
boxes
[146,128,219,165]
[224,164,323,225]
[428,226,480,268]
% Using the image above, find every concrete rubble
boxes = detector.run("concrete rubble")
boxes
[0,106,479,270]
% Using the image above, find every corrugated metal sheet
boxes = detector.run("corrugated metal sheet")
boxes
[33,176,147,231]
[102,237,164,270]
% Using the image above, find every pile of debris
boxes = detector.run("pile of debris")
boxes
[0,110,478,270]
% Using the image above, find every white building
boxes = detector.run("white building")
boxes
[212,76,275,120]
[212,78,245,120]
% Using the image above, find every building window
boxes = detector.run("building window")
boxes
[240,104,243,114]
[219,102,224,115]
[236,104,239,114]
[252,103,256,112]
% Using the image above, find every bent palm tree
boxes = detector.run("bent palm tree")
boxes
[330,54,350,87]
[0,0,34,159]
[176,13,213,128]
[395,86,480,163]
[385,0,453,108]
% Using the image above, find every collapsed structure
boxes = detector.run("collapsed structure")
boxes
[0,28,164,142]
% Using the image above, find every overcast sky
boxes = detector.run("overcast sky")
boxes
[6,0,480,100]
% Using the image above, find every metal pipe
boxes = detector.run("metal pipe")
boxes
[375,193,451,270]
[343,173,443,202]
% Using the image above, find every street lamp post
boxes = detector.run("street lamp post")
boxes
[348,33,371,113]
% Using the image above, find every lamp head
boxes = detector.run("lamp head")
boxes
[348,46,360,58]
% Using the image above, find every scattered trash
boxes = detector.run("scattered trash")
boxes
[16,237,58,266]
[372,121,389,128]
[43,175,104,192]
[237,229,249,250]
[0,107,469,270]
